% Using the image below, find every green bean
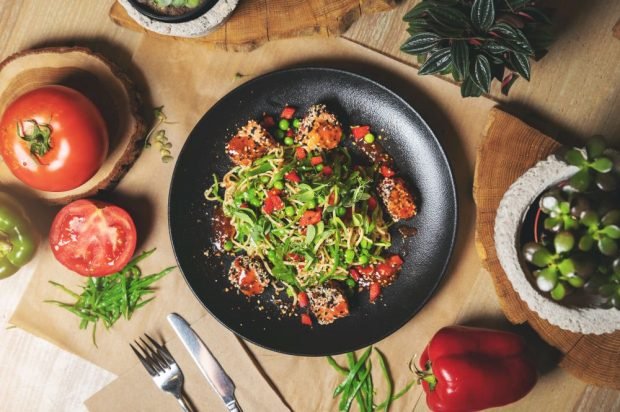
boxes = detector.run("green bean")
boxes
[334,347,372,396]
[375,348,392,411]
[375,380,416,409]
[342,361,372,412]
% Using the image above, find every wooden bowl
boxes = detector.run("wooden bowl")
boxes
[0,47,146,204]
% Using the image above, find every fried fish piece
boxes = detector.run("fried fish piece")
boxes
[306,282,350,325]
[228,255,270,296]
[295,104,343,151]
[226,120,276,166]
[377,177,417,221]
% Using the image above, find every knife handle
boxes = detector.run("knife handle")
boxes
[226,399,242,412]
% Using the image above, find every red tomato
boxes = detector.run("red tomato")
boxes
[0,85,108,192]
[261,115,275,129]
[295,147,307,160]
[310,156,323,166]
[49,200,137,277]
[281,106,296,120]
[351,125,370,140]
[300,313,313,326]
[388,255,404,267]
[322,166,333,176]
[349,268,360,281]
[369,283,381,302]
[284,170,301,183]
[297,291,309,308]
[368,196,378,210]
[380,165,395,177]
[262,193,284,215]
[299,210,322,226]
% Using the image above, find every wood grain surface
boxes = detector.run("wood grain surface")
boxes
[0,0,619,411]
[109,0,397,51]
[473,107,620,389]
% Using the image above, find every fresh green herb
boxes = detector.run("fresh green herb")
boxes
[401,0,553,97]
[328,347,415,412]
[144,106,174,163]
[45,249,174,346]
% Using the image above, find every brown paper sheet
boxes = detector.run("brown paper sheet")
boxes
[11,36,496,411]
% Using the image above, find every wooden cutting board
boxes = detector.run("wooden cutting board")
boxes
[473,108,620,389]
[109,0,396,51]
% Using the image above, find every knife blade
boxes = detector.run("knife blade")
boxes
[167,313,242,412]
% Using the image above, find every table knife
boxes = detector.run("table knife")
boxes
[167,313,242,412]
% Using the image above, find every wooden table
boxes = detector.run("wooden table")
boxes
[0,1,618,411]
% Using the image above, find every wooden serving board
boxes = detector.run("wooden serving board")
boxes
[473,108,620,389]
[109,0,396,51]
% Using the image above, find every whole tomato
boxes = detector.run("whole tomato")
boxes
[0,85,108,192]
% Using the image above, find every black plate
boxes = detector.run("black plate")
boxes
[169,67,457,356]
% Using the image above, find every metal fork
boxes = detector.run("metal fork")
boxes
[130,334,193,412]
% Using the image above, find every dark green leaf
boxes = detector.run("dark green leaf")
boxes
[550,281,567,300]
[508,52,531,80]
[491,23,534,55]
[472,54,492,92]
[598,236,619,257]
[501,72,519,95]
[602,225,620,240]
[471,0,495,31]
[504,0,529,11]
[461,76,484,97]
[591,157,613,173]
[403,2,433,21]
[483,41,511,55]
[401,32,442,54]
[565,148,587,166]
[427,6,470,30]
[586,136,607,158]
[451,40,469,78]
[418,47,452,75]
[407,19,431,34]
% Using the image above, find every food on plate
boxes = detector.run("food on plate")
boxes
[205,104,418,325]
[0,85,108,192]
[328,346,415,412]
[0,193,38,278]
[228,255,270,296]
[49,199,137,277]
[417,326,537,412]
[307,282,350,325]
[521,137,620,308]
[46,248,174,345]
[295,104,343,151]
[226,120,276,166]
[136,0,205,17]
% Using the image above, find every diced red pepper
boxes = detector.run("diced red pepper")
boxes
[281,106,296,120]
[299,210,322,226]
[261,115,275,129]
[298,291,309,308]
[296,147,306,160]
[327,192,336,206]
[286,128,294,137]
[349,268,360,281]
[268,188,282,196]
[369,283,381,302]
[356,265,375,278]
[284,170,301,183]
[368,196,378,211]
[262,194,284,215]
[322,166,333,176]
[310,156,323,166]
[300,313,313,326]
[388,255,404,267]
[351,125,370,140]
[380,165,395,177]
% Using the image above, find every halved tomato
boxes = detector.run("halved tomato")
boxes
[49,199,137,277]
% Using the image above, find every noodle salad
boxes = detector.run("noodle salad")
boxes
[204,104,417,326]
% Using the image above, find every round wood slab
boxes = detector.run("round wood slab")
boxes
[109,0,397,51]
[473,108,620,389]
[0,47,146,204]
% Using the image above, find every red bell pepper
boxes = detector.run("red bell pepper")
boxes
[281,106,296,120]
[418,326,537,412]
[296,147,307,160]
[351,125,370,140]
[284,170,301,183]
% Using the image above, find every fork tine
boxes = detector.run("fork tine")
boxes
[130,343,157,376]
[139,336,170,370]
[135,338,166,373]
[144,333,175,364]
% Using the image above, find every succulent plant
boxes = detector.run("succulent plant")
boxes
[401,0,553,97]
[152,0,201,8]
[521,136,620,309]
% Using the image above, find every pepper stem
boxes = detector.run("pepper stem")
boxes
[414,360,438,391]
[17,119,53,158]
[0,232,12,258]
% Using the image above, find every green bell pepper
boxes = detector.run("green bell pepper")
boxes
[0,194,38,278]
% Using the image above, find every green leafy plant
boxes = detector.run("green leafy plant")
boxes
[152,0,202,8]
[521,136,620,308]
[401,0,553,97]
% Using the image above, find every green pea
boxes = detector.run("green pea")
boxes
[293,118,301,129]
[260,175,270,184]
[363,133,375,143]
[337,206,346,217]
[285,206,295,217]
[346,278,356,288]
[278,119,290,131]
[315,164,324,172]
[223,240,233,251]
[361,238,372,249]
[249,197,262,208]
[273,180,284,190]
[284,136,294,146]
[345,249,355,263]
[275,129,285,139]
[359,255,369,265]
[306,199,317,209]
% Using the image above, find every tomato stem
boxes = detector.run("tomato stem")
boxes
[16,119,53,158]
